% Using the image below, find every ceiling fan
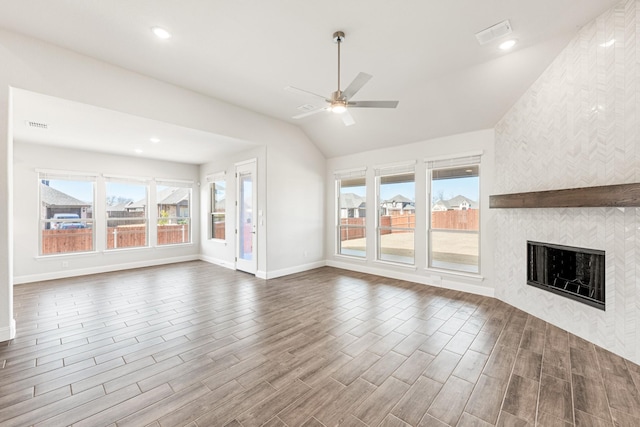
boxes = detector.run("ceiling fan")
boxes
[286,31,399,126]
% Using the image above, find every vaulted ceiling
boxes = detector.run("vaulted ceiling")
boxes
[0,0,620,158]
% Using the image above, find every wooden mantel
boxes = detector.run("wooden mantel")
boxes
[489,183,640,208]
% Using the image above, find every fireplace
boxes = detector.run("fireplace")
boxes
[527,241,605,310]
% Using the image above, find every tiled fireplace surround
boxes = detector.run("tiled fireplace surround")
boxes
[494,0,640,364]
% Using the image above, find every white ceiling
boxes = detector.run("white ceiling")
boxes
[0,0,620,159]
[12,89,257,164]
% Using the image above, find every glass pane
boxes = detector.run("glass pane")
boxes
[239,173,253,261]
[430,230,479,273]
[430,165,479,273]
[40,179,94,255]
[339,177,366,257]
[212,214,225,240]
[213,181,225,212]
[106,182,147,249]
[211,181,226,240]
[157,185,191,245]
[378,173,415,264]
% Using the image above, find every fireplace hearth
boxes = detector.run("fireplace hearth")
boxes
[527,241,605,310]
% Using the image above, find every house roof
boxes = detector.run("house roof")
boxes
[40,183,90,208]
[385,194,413,204]
[158,187,190,205]
[128,187,190,209]
[434,195,478,210]
[340,193,365,210]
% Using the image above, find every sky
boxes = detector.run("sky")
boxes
[45,180,161,204]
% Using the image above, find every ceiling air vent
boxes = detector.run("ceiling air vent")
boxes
[475,20,512,45]
[25,120,49,130]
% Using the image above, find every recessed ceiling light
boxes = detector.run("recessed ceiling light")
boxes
[499,39,517,50]
[151,26,172,40]
[150,137,160,143]
[600,39,615,48]
[135,149,143,154]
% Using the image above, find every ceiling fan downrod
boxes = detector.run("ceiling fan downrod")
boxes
[333,31,345,97]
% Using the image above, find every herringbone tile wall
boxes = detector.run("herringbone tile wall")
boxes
[494,0,640,364]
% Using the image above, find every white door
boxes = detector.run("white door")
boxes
[235,160,257,274]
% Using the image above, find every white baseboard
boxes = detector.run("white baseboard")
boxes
[0,319,16,342]
[13,255,200,284]
[326,259,494,298]
[199,255,235,270]
[260,260,327,280]
[256,270,267,279]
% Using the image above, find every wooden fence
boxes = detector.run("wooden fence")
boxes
[431,210,478,230]
[42,224,190,254]
[340,210,478,242]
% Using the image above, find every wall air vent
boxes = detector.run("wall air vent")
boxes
[475,20,512,45]
[25,120,49,130]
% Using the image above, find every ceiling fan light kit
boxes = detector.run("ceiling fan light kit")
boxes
[286,30,399,126]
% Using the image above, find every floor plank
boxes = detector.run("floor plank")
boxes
[0,261,637,426]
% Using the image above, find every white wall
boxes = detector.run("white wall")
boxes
[495,0,640,364]
[326,129,495,296]
[13,142,200,282]
[0,28,325,341]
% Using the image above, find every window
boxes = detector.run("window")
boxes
[428,155,481,273]
[376,164,415,264]
[210,177,226,240]
[38,172,96,255]
[105,177,148,250]
[336,168,366,257]
[157,180,192,245]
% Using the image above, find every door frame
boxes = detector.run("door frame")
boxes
[235,159,257,274]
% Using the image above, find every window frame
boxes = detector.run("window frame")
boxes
[38,171,97,256]
[375,163,416,265]
[156,179,193,246]
[427,154,481,274]
[335,168,367,258]
[208,173,226,242]
[104,176,150,251]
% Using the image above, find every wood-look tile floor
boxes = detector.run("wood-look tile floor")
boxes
[1,262,639,427]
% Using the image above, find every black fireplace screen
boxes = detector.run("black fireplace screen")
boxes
[527,241,605,310]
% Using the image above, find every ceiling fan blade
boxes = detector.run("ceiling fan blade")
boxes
[347,100,399,108]
[292,107,329,119]
[285,86,328,102]
[341,109,355,126]
[342,72,372,99]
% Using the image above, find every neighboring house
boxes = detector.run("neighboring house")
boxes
[157,187,190,218]
[380,194,414,216]
[432,195,478,211]
[340,193,366,218]
[40,183,91,226]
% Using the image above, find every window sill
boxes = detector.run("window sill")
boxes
[334,253,367,262]
[35,251,99,260]
[373,259,417,271]
[208,239,227,245]
[155,243,194,249]
[424,267,484,282]
[103,246,151,254]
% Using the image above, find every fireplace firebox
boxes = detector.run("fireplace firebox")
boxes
[527,241,605,310]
